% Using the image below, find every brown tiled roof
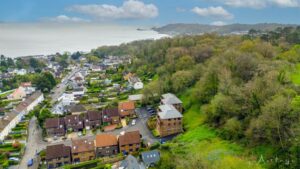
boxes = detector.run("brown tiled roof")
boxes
[86,111,102,121]
[46,144,71,160]
[72,138,94,153]
[95,134,118,148]
[118,101,135,111]
[102,108,119,123]
[119,131,141,146]
[45,118,64,129]
[64,115,83,129]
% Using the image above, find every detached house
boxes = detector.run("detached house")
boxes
[156,104,183,137]
[71,138,95,163]
[84,111,102,130]
[102,108,120,125]
[161,93,183,113]
[64,115,84,132]
[118,101,135,118]
[128,76,143,90]
[46,144,71,169]
[45,118,65,137]
[119,131,141,154]
[95,134,119,157]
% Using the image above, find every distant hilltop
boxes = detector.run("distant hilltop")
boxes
[152,23,299,36]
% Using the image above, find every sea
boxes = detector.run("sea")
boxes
[0,23,167,58]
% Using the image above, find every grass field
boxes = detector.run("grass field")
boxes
[290,64,300,85]
[158,88,263,169]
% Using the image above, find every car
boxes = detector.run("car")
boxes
[148,109,156,114]
[131,119,136,125]
[146,107,154,111]
[9,157,20,162]
[27,159,34,167]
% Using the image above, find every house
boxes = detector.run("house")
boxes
[116,155,145,169]
[72,88,85,97]
[7,87,26,100]
[84,111,102,130]
[13,69,27,75]
[64,115,84,132]
[102,108,120,125]
[129,94,143,102]
[141,150,160,168]
[123,72,134,81]
[58,93,77,106]
[45,118,65,137]
[68,104,86,115]
[119,131,141,154]
[161,93,183,113]
[156,104,183,137]
[118,101,135,118]
[46,144,71,169]
[14,91,44,114]
[20,82,36,95]
[90,65,105,72]
[0,91,44,140]
[71,138,95,163]
[128,76,143,90]
[94,134,118,157]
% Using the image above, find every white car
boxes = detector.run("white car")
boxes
[131,119,136,125]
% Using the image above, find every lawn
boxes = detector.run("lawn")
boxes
[158,88,263,169]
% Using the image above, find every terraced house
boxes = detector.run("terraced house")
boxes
[71,138,95,163]
[94,134,118,157]
[119,131,141,154]
[45,117,65,137]
[46,144,71,169]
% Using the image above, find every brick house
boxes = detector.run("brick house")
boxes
[161,93,183,113]
[156,104,183,137]
[94,134,118,157]
[45,118,65,137]
[118,101,135,118]
[64,115,84,132]
[71,138,95,163]
[102,108,120,125]
[46,144,71,169]
[84,110,102,130]
[119,131,141,154]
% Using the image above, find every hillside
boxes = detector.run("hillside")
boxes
[152,23,298,35]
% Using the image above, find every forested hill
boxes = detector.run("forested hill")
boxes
[90,28,300,168]
[152,23,298,36]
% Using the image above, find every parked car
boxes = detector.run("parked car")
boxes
[9,157,20,162]
[131,119,136,125]
[27,159,34,167]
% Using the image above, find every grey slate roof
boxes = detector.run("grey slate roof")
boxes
[158,105,183,120]
[161,93,182,105]
[119,155,145,169]
[141,150,160,166]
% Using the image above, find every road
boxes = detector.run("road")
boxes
[18,117,47,169]
[50,68,81,104]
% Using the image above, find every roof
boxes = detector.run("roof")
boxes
[46,144,71,160]
[129,94,143,101]
[20,82,32,87]
[95,134,118,147]
[15,91,43,112]
[119,131,141,146]
[120,155,146,169]
[69,104,86,113]
[72,138,94,153]
[141,150,160,165]
[129,76,142,84]
[85,111,101,121]
[158,105,183,120]
[73,88,84,92]
[161,93,182,105]
[64,115,83,127]
[0,112,18,132]
[45,118,64,129]
[118,101,135,110]
[102,108,119,118]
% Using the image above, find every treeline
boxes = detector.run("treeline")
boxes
[2,72,56,92]
[92,32,300,168]
[0,55,46,72]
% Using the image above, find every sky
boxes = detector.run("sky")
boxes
[1,0,300,26]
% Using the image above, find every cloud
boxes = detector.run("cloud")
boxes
[210,21,227,26]
[220,0,300,9]
[191,6,234,20]
[46,15,90,23]
[68,0,158,20]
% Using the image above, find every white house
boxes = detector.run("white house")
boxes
[0,91,44,141]
[128,76,144,90]
[72,88,85,97]
[57,93,77,106]
[13,69,27,75]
